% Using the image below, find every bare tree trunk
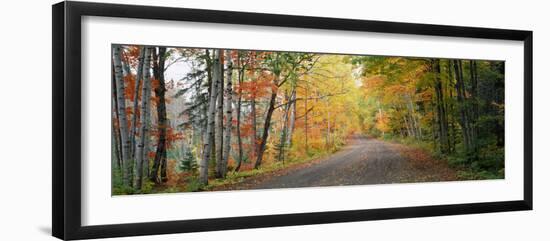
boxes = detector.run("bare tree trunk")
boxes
[134,47,152,190]
[404,95,421,139]
[250,53,259,161]
[221,51,233,177]
[200,49,221,184]
[207,51,218,172]
[130,47,145,159]
[120,54,137,186]
[286,90,296,147]
[403,114,412,137]
[203,50,213,162]
[150,47,168,183]
[277,92,291,163]
[377,101,385,136]
[326,102,331,149]
[235,56,244,172]
[251,83,258,161]
[304,81,309,154]
[113,45,132,188]
[215,51,225,178]
[112,62,122,170]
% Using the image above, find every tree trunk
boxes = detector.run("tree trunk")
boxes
[150,47,168,183]
[112,62,122,170]
[254,80,278,169]
[453,59,472,154]
[215,50,225,178]
[113,45,132,188]
[134,47,152,190]
[207,51,218,171]
[286,91,296,147]
[200,49,221,185]
[235,55,244,172]
[130,47,146,159]
[203,50,213,161]
[378,101,385,136]
[277,91,292,163]
[405,96,421,139]
[469,60,479,152]
[251,88,258,160]
[304,81,309,154]
[433,59,450,153]
[325,97,332,149]
[447,60,456,152]
[221,51,233,177]
[403,113,412,137]
[120,53,137,186]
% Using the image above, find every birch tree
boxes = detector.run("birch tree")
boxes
[200,49,221,184]
[134,47,152,190]
[221,51,234,177]
[130,47,146,159]
[112,62,122,170]
[215,50,225,178]
[113,45,132,187]
[234,53,245,171]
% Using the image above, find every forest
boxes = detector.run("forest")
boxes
[111,45,505,195]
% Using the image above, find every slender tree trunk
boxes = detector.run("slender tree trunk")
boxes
[150,47,168,183]
[405,96,421,139]
[130,47,145,159]
[453,59,472,154]
[326,106,331,148]
[304,81,309,154]
[134,47,152,190]
[120,54,137,186]
[215,51,225,178]
[377,101,385,136]
[112,109,121,170]
[203,49,213,160]
[200,50,221,184]
[113,45,132,188]
[112,62,122,170]
[277,92,291,162]
[286,90,296,147]
[403,113,412,137]
[254,75,280,169]
[205,50,218,169]
[447,60,456,152]
[469,60,479,152]
[221,51,233,177]
[431,103,439,150]
[235,56,244,172]
[433,59,450,153]
[251,87,258,160]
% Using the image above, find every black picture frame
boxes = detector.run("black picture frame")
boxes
[52,1,533,240]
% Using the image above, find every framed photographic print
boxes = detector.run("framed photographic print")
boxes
[52,1,533,240]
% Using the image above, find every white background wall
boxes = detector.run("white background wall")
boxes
[0,0,547,240]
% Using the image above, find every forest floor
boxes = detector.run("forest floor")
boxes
[212,135,460,191]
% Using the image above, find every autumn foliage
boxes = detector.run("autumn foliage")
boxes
[112,46,505,195]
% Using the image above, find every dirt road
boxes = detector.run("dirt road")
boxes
[253,135,411,189]
[213,135,458,191]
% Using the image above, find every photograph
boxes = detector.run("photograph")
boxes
[111,44,505,195]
